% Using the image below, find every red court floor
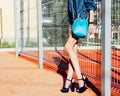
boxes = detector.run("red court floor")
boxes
[0,52,98,96]
[18,49,120,96]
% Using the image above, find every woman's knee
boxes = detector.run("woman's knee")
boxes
[65,43,69,50]
[65,44,73,53]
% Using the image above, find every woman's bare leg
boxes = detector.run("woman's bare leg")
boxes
[64,32,84,87]
[65,44,77,88]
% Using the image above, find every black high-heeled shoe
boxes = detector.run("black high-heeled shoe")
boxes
[61,78,76,93]
[77,75,90,93]
[70,78,76,92]
[83,77,90,87]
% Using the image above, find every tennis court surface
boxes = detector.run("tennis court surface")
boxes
[19,49,120,96]
[0,51,97,96]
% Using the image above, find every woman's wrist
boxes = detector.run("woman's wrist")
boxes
[89,22,94,25]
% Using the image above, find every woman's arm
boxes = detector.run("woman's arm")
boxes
[88,10,95,35]
[89,10,94,23]
[84,0,97,35]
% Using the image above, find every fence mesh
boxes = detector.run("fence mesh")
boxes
[16,0,120,95]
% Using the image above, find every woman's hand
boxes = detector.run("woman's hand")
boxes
[88,24,94,35]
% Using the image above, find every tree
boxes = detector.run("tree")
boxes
[111,0,120,25]
[42,0,68,47]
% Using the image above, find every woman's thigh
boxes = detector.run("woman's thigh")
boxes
[65,28,78,49]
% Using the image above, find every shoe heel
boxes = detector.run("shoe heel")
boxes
[71,82,76,92]
[84,78,90,87]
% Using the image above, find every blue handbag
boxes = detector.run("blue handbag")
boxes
[71,0,89,38]
[72,16,88,38]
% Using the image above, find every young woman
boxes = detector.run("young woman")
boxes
[61,0,97,93]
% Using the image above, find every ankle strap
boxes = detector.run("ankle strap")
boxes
[66,79,71,82]
[78,78,83,81]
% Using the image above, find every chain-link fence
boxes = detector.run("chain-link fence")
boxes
[16,0,38,58]
[15,0,120,95]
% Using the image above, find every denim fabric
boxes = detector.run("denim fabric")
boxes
[68,0,97,25]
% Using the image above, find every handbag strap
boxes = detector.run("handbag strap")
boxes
[71,0,74,21]
[71,0,89,21]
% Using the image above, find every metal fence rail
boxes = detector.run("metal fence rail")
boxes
[15,0,39,58]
